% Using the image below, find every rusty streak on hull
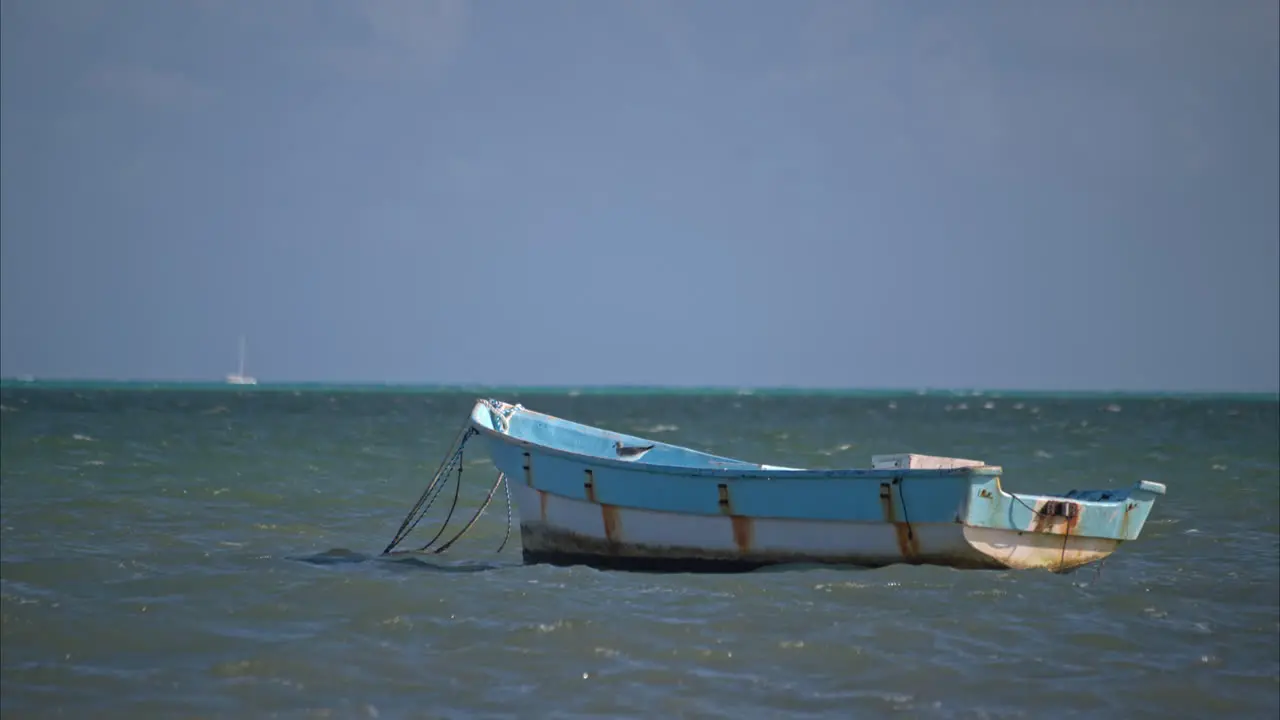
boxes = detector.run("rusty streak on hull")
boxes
[879,481,920,560]
[517,522,1006,573]
[962,526,1119,572]
[1119,502,1135,538]
[601,504,622,546]
[1029,499,1081,536]
[730,515,753,552]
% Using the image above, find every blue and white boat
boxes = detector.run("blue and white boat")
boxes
[394,399,1167,572]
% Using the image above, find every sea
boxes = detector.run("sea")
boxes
[1,384,1277,719]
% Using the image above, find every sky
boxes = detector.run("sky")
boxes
[1,0,1277,392]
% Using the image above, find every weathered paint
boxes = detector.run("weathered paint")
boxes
[961,527,1118,571]
[601,503,622,545]
[879,481,920,560]
[730,515,753,553]
[509,483,997,570]
[963,475,1165,543]
[470,399,1167,572]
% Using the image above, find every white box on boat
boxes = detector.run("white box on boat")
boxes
[871,453,985,470]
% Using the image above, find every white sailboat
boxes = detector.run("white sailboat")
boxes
[226,336,257,385]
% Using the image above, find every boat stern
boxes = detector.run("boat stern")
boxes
[1060,479,1167,541]
[961,476,1167,571]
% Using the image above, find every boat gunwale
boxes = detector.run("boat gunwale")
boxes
[468,398,1004,480]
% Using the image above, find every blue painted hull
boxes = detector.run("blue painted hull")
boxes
[468,399,1167,572]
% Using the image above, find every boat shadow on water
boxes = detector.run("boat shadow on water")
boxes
[289,548,514,574]
[288,548,876,576]
[290,549,1100,582]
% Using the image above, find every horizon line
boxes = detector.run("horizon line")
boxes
[1,377,1276,399]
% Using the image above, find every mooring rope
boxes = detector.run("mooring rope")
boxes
[415,441,467,552]
[431,472,508,554]
[497,473,512,553]
[1058,515,1071,573]
[1007,491,1047,517]
[382,416,516,557]
[381,423,476,555]
[1008,490,1074,574]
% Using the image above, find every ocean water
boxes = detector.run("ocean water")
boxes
[1,387,1277,719]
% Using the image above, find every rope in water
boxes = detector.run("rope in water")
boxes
[415,442,467,552]
[381,423,476,555]
[382,418,515,557]
[431,472,508,554]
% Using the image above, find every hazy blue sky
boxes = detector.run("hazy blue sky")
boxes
[2,0,1277,391]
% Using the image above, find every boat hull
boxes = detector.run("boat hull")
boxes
[509,483,1123,572]
[465,399,1165,573]
[509,482,1003,571]
[962,526,1120,572]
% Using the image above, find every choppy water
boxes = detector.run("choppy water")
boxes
[1,387,1277,719]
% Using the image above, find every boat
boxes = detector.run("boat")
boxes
[225,336,257,385]
[387,399,1167,573]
